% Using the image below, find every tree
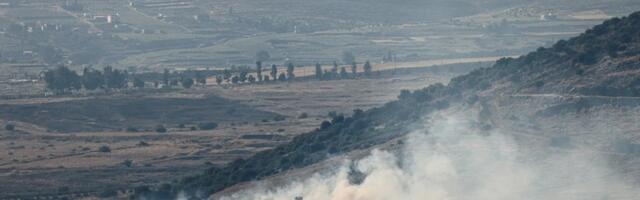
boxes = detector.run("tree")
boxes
[196,71,207,86]
[340,67,349,79]
[239,69,249,82]
[231,76,240,84]
[351,62,357,77]
[248,75,256,83]
[256,61,263,82]
[322,69,332,80]
[286,62,295,80]
[223,69,232,83]
[44,66,82,94]
[155,125,167,133]
[270,64,278,81]
[278,72,287,81]
[103,66,127,89]
[99,145,111,153]
[198,122,218,130]
[342,51,355,65]
[181,78,194,89]
[133,76,145,88]
[170,79,179,86]
[256,51,270,62]
[162,69,170,86]
[315,63,323,80]
[5,124,15,131]
[363,60,372,77]
[216,76,223,85]
[82,67,103,90]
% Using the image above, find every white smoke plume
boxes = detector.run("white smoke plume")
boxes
[219,112,638,200]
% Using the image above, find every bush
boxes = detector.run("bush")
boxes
[298,113,308,119]
[198,122,218,130]
[155,125,167,133]
[4,124,15,131]
[122,159,134,167]
[320,121,332,130]
[273,116,286,121]
[137,141,150,147]
[126,126,138,132]
[98,145,111,153]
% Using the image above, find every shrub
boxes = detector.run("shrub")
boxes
[122,159,134,167]
[320,121,332,130]
[4,124,15,131]
[137,141,150,147]
[98,145,111,153]
[298,113,309,119]
[155,125,167,133]
[198,122,218,130]
[273,116,286,121]
[126,126,138,132]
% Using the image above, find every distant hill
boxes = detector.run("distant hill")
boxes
[134,10,640,200]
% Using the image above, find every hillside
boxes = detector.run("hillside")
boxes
[134,10,640,200]
[450,11,640,96]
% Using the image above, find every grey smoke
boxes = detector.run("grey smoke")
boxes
[218,111,638,200]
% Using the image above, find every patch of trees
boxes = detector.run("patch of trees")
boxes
[44,66,130,94]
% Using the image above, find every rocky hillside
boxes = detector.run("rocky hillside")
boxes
[134,11,640,199]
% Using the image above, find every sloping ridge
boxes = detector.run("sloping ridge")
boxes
[134,11,640,199]
[450,11,640,96]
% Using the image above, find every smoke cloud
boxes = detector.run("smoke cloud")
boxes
[218,111,638,200]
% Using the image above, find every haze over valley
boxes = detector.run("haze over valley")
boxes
[1,1,640,199]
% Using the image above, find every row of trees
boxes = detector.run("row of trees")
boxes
[44,54,376,92]
[214,62,297,85]
[314,61,372,80]
[44,66,204,95]
[213,60,373,86]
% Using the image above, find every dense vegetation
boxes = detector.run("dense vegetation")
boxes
[133,11,640,199]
